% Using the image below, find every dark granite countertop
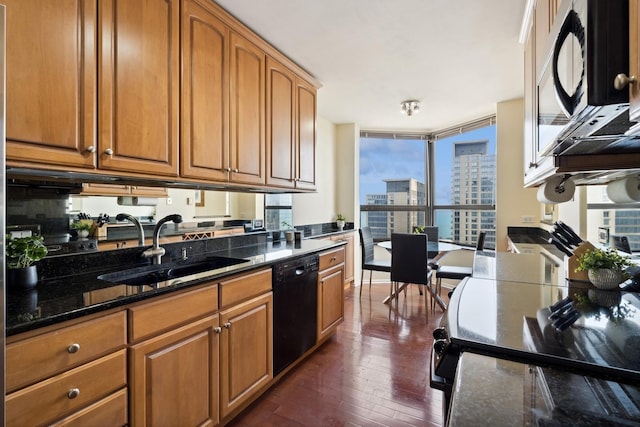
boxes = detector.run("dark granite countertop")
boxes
[7,237,345,337]
[449,352,640,426]
[444,237,640,426]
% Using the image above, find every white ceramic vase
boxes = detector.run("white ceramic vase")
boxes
[588,268,625,290]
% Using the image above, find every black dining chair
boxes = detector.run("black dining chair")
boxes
[390,233,432,319]
[416,226,439,259]
[432,231,486,310]
[359,227,392,297]
[611,235,632,254]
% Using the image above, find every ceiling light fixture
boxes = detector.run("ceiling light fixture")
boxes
[401,100,420,116]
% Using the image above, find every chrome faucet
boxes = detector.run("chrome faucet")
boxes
[142,214,183,264]
[115,213,145,247]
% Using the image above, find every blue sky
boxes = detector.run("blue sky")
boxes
[359,125,496,205]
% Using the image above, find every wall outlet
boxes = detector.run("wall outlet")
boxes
[166,197,173,205]
[521,215,534,224]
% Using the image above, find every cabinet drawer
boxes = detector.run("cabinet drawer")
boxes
[6,349,127,427]
[319,247,345,271]
[6,311,127,392]
[129,284,218,342]
[219,268,272,308]
[50,388,127,427]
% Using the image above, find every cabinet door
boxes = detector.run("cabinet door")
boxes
[181,0,230,181]
[266,57,296,188]
[295,78,317,190]
[523,18,537,184]
[98,0,179,177]
[630,0,640,123]
[229,32,266,185]
[318,266,345,342]
[5,0,97,169]
[219,293,272,418]
[130,316,219,427]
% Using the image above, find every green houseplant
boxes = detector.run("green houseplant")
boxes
[70,220,93,237]
[575,247,631,290]
[6,235,48,289]
[281,221,295,242]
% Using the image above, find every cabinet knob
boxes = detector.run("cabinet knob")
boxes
[104,148,114,156]
[67,388,80,399]
[85,145,96,153]
[225,167,231,172]
[214,326,222,333]
[614,73,637,90]
[233,168,239,173]
[67,343,80,354]
[223,322,231,329]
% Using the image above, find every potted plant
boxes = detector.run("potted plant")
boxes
[70,220,93,237]
[281,221,295,242]
[413,225,426,234]
[336,214,346,231]
[575,247,631,290]
[6,235,48,289]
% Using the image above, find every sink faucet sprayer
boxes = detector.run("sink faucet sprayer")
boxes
[115,213,145,247]
[142,214,183,264]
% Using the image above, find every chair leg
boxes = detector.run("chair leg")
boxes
[423,284,429,323]
[359,269,364,297]
[369,270,373,292]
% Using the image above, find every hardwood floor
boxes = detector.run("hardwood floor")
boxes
[228,283,447,427]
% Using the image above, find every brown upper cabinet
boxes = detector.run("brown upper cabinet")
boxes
[266,57,317,190]
[7,0,319,191]
[98,0,180,177]
[6,0,97,169]
[7,0,180,177]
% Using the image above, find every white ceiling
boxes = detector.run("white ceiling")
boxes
[215,0,527,133]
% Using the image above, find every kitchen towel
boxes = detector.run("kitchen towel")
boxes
[606,176,640,203]
[537,175,575,204]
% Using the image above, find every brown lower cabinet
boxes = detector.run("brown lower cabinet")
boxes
[5,260,341,426]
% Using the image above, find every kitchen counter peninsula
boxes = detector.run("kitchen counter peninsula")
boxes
[442,246,640,426]
[6,237,344,336]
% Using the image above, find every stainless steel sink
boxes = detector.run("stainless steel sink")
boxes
[98,256,250,286]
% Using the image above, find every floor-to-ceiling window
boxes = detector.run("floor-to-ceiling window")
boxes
[586,185,640,251]
[359,118,497,248]
[432,121,497,249]
[359,134,427,240]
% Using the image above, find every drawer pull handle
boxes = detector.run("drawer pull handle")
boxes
[331,257,337,261]
[224,322,231,329]
[67,343,80,354]
[214,326,222,333]
[67,388,80,399]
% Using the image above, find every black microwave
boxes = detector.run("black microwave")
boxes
[536,0,629,157]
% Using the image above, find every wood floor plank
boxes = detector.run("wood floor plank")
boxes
[227,283,447,427]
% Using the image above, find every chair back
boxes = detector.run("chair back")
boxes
[611,235,632,254]
[476,231,486,251]
[359,227,375,265]
[422,226,439,258]
[391,233,429,285]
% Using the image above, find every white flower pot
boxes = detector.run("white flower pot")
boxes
[336,220,345,231]
[588,268,625,290]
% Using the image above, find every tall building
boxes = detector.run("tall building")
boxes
[365,178,425,239]
[451,141,496,247]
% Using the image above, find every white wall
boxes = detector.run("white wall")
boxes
[495,98,540,251]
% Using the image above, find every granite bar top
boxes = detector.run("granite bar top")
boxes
[449,352,640,426]
[7,237,344,337]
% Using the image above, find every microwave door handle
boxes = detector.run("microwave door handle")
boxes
[552,9,585,117]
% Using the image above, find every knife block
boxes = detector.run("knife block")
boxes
[564,241,595,282]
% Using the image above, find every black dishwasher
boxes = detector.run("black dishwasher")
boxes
[272,254,319,375]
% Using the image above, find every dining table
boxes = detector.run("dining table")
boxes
[377,240,465,309]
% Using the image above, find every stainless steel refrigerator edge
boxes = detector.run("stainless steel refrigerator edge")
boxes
[0,4,6,426]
